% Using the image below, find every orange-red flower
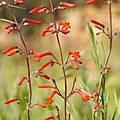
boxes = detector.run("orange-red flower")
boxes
[59,22,71,34]
[32,51,52,62]
[18,76,26,86]
[69,60,78,70]
[2,46,18,54]
[90,19,105,28]
[4,98,17,104]
[38,72,50,80]
[60,2,76,8]
[36,102,46,108]
[46,90,57,104]
[68,51,80,59]
[46,97,54,104]
[29,5,44,14]
[14,0,23,5]
[38,61,54,71]
[75,88,93,102]
[86,0,96,5]
[44,115,54,120]
[37,84,53,88]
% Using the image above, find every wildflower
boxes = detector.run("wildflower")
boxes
[14,0,23,5]
[38,72,50,80]
[57,6,66,10]
[29,5,44,14]
[37,85,54,88]
[90,19,105,28]
[86,0,96,5]
[74,59,82,64]
[46,90,57,104]
[38,8,46,14]
[44,116,54,120]
[38,61,54,71]
[40,23,54,37]
[60,2,76,8]
[94,25,102,30]
[7,50,19,56]
[68,51,80,59]
[59,22,71,35]
[2,46,18,54]
[5,23,13,30]
[46,98,54,104]
[4,98,17,104]
[18,76,26,86]
[36,102,46,108]
[69,60,78,70]
[94,102,99,109]
[31,51,52,62]
[75,88,93,102]
[23,18,42,25]
[4,23,18,34]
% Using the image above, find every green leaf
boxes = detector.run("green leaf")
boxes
[88,22,100,69]
[111,108,117,120]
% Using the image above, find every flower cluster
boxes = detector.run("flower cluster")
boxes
[68,51,82,70]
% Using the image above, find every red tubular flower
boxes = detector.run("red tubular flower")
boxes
[4,98,17,104]
[39,72,50,79]
[40,24,54,37]
[14,0,23,5]
[94,102,99,109]
[38,61,54,71]
[25,18,42,25]
[18,76,26,86]
[29,5,44,14]
[60,2,76,8]
[5,23,13,30]
[37,85,53,88]
[46,98,54,104]
[7,50,19,56]
[32,51,52,62]
[90,19,105,28]
[38,8,46,14]
[59,22,71,35]
[75,88,93,102]
[69,60,78,70]
[44,116,54,120]
[36,102,46,108]
[74,59,82,64]
[46,90,57,104]
[39,51,52,58]
[86,0,96,5]
[57,6,66,10]
[94,25,102,30]
[59,22,71,30]
[68,51,80,59]
[2,46,18,54]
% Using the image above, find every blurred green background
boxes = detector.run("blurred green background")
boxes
[0,0,120,120]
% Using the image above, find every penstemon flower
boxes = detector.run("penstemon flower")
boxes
[86,0,96,5]
[4,98,18,104]
[44,115,54,120]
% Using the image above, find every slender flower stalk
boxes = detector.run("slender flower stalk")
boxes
[92,0,113,119]
[49,0,68,119]
[7,0,32,119]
